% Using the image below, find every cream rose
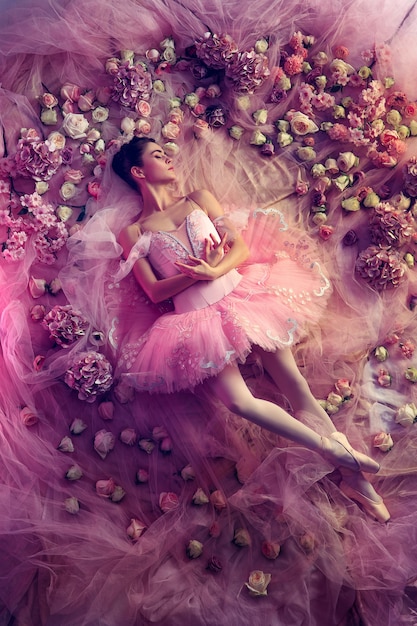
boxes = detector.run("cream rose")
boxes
[60,182,77,201]
[373,432,393,452]
[41,108,58,126]
[92,106,109,123]
[229,125,244,140]
[192,488,209,505]
[163,142,180,157]
[337,151,358,172]
[395,403,417,427]
[245,570,272,597]
[62,113,89,139]
[127,518,147,541]
[186,540,203,559]
[289,112,319,136]
[64,497,80,514]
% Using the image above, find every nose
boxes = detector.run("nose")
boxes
[165,155,172,164]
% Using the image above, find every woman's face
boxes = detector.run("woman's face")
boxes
[134,142,176,185]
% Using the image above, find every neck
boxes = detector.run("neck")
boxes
[139,183,177,215]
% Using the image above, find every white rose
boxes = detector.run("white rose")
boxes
[163,142,180,157]
[255,38,268,53]
[64,497,80,514]
[289,112,319,136]
[245,570,272,597]
[250,130,267,146]
[60,182,77,201]
[337,151,358,172]
[395,403,417,427]
[41,108,58,126]
[35,181,49,195]
[252,109,268,125]
[277,132,293,147]
[57,205,73,222]
[229,125,245,140]
[92,106,109,123]
[62,113,89,139]
[121,117,136,134]
[46,131,66,150]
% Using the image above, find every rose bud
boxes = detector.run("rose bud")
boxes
[29,276,48,299]
[245,570,272,596]
[152,426,169,440]
[206,556,222,573]
[186,539,204,559]
[95,478,116,497]
[64,497,80,514]
[261,541,281,559]
[135,468,149,484]
[209,521,221,538]
[120,428,137,446]
[30,304,46,321]
[374,346,388,362]
[33,355,45,372]
[65,465,83,481]
[233,528,251,547]
[180,464,195,481]
[110,485,126,502]
[210,489,227,511]
[127,518,147,541]
[405,367,417,383]
[159,492,179,513]
[20,406,39,426]
[192,488,209,505]
[373,432,393,452]
[138,438,155,454]
[58,436,74,453]
[69,418,87,435]
[159,436,173,454]
[94,429,115,459]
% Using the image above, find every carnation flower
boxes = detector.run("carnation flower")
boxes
[65,351,113,402]
[355,245,407,290]
[42,305,89,347]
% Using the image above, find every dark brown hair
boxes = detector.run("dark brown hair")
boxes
[112,137,156,190]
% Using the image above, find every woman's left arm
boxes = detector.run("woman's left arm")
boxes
[175,189,249,280]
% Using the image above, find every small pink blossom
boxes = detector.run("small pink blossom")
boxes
[20,406,39,426]
[210,490,227,511]
[135,468,149,483]
[29,277,48,298]
[319,225,333,240]
[87,180,101,199]
[95,477,116,497]
[127,518,147,541]
[373,432,393,452]
[120,428,137,446]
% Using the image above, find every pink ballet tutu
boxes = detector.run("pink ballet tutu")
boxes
[118,208,331,392]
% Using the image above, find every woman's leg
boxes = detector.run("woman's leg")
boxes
[207,364,379,473]
[256,348,389,520]
[254,346,335,433]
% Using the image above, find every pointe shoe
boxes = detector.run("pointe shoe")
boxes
[321,432,380,474]
[340,481,390,523]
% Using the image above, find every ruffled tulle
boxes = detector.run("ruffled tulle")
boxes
[1,0,417,624]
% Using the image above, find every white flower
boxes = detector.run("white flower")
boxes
[121,117,135,134]
[252,109,268,125]
[56,205,73,222]
[35,181,49,195]
[69,418,87,435]
[92,106,109,123]
[255,38,269,53]
[245,570,271,597]
[229,125,245,140]
[65,465,83,480]
[289,112,319,136]
[64,496,80,514]
[62,113,89,139]
[58,436,74,452]
[395,403,417,427]
[41,108,58,126]
[60,182,77,201]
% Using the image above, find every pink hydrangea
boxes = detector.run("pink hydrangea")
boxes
[195,32,238,70]
[65,351,113,402]
[42,305,89,347]
[355,244,407,290]
[404,158,417,197]
[225,49,270,94]
[110,60,152,109]
[14,129,62,181]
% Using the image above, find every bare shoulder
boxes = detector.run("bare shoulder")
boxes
[188,189,224,219]
[118,222,142,255]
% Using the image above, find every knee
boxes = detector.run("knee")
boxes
[222,392,254,416]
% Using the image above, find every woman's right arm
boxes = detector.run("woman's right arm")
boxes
[119,225,198,304]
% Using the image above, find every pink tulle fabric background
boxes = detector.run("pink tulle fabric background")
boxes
[1,0,417,624]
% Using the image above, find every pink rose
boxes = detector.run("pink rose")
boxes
[161,121,181,140]
[245,570,271,597]
[261,541,281,560]
[95,477,116,497]
[334,378,352,399]
[40,92,58,108]
[20,406,39,426]
[209,521,221,537]
[98,400,114,420]
[152,426,169,440]
[87,180,101,199]
[191,103,207,117]
[159,491,179,513]
[373,432,393,452]
[64,169,83,184]
[30,304,46,321]
[62,100,75,114]
[135,119,152,135]
[60,83,81,102]
[319,225,334,240]
[210,489,227,511]
[127,518,147,541]
[78,90,95,112]
[159,436,173,453]
[295,181,309,196]
[193,118,210,139]
[168,108,184,125]
[94,429,115,459]
[62,113,89,139]
[135,468,149,483]
[136,100,151,117]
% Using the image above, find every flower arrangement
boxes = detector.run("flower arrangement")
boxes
[64,351,113,402]
[355,245,407,290]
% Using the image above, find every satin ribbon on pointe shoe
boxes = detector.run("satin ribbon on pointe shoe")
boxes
[321,432,380,474]
[340,481,391,523]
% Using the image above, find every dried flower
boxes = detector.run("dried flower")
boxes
[65,465,83,481]
[69,418,87,435]
[374,346,389,362]
[206,556,222,573]
[138,438,155,454]
[233,528,251,547]
[395,403,417,427]
[192,488,209,505]
[120,428,137,446]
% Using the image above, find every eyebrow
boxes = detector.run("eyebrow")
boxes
[150,148,164,155]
